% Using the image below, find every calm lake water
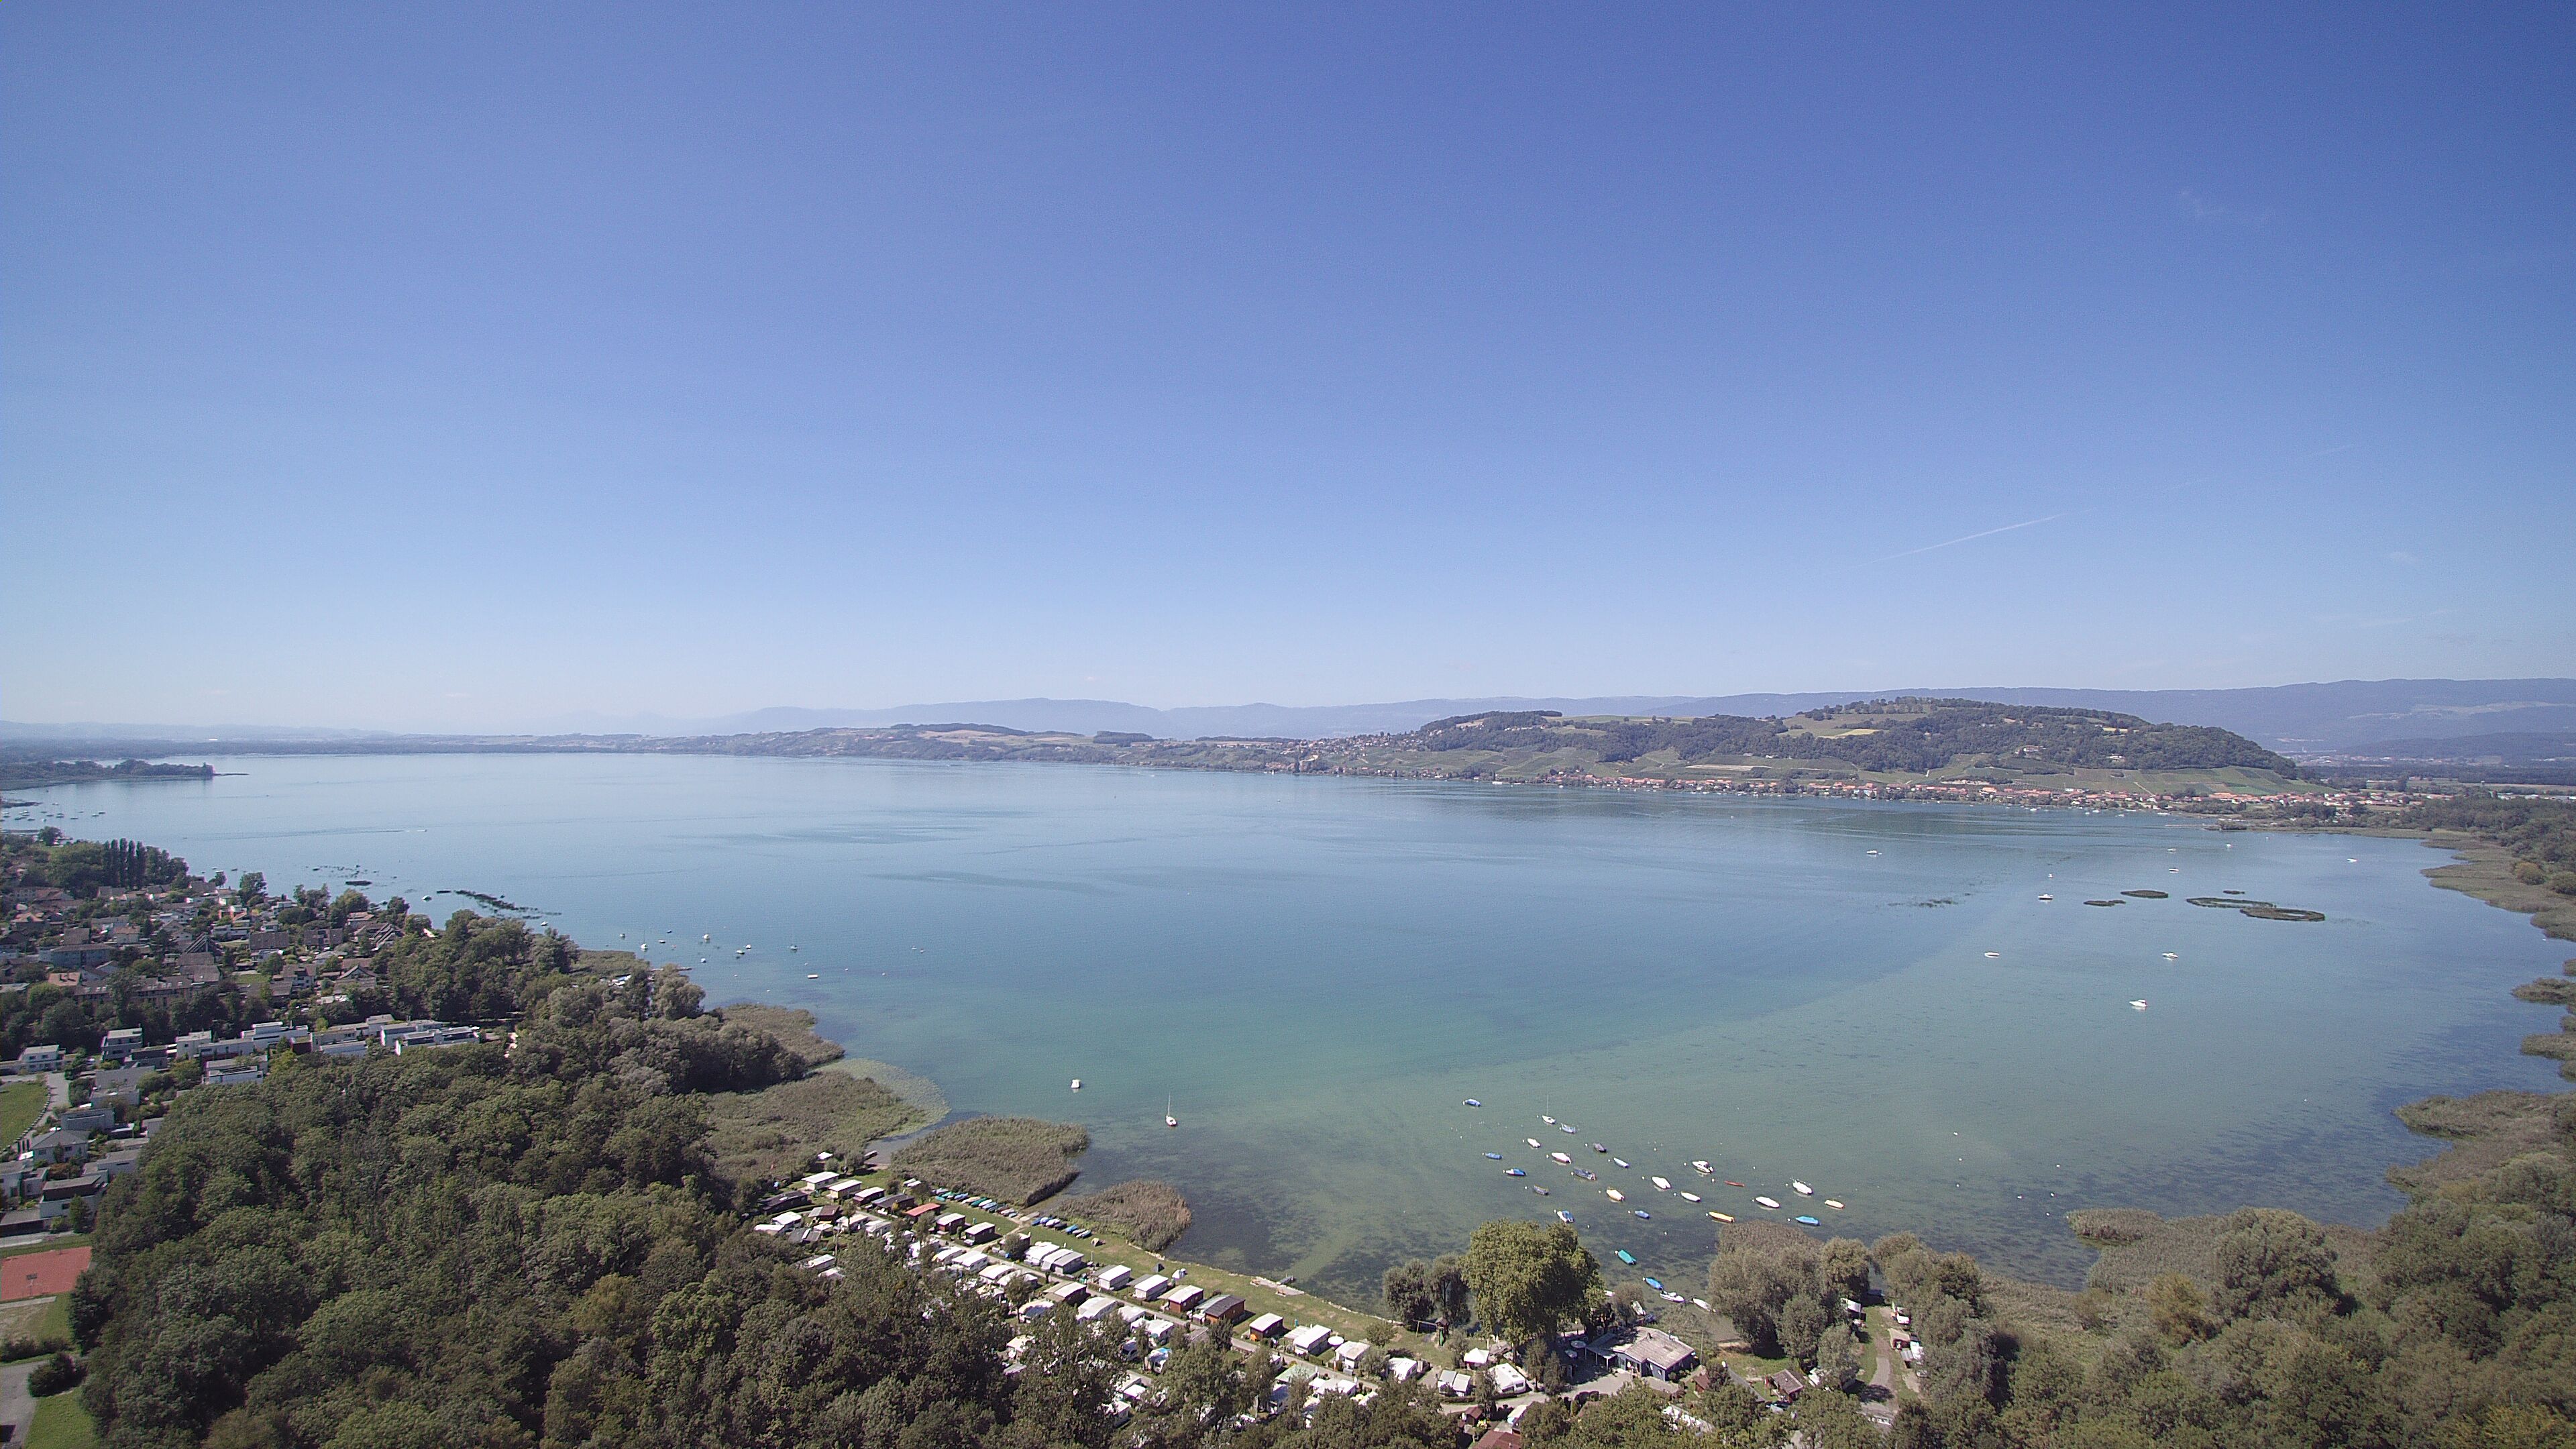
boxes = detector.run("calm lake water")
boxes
[9,754,2564,1300]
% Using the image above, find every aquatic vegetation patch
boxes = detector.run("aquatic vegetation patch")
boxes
[2121,889,2169,898]
[705,1071,925,1183]
[2083,898,2123,907]
[893,1116,1092,1204]
[1058,1179,1194,1251]
[2188,896,2324,922]
[716,1002,846,1066]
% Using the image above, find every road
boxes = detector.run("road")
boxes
[0,1356,36,1445]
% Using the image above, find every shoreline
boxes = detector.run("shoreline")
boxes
[771,812,2573,1360]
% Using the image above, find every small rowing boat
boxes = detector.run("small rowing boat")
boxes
[1615,1249,1636,1265]
[1662,1291,1686,1302]
[1612,1157,1631,1169]
[1650,1176,1670,1191]
[1680,1191,1701,1203]
[1754,1195,1781,1210]
[1572,1169,1597,1180]
[1644,1277,1664,1289]
[1708,1211,1734,1223]
[1464,1099,1481,1107]
[1632,1210,1651,1220]
[1556,1210,1573,1224]
[1725,1181,1745,1188]
[1527,1138,1542,1149]
[1792,1181,1813,1196]
[1605,1188,1625,1202]
[1550,1152,1572,1165]
[1590,1143,1608,1153]
[1505,1168,1525,1177]
[1795,1215,1822,1226]
[1823,1199,1845,1210]
[1484,1152,1503,1161]
[1689,1161,1711,1175]
[1541,1115,1555,1124]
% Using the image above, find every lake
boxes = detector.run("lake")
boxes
[9,753,2563,1302]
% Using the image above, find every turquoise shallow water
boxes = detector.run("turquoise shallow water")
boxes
[10,753,2565,1301]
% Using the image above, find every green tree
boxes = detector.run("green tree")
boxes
[1428,1254,1471,1328]
[2211,1208,2342,1322]
[1383,1259,1434,1327]
[2145,1273,2215,1344]
[1793,1387,1879,1449]
[1462,1220,1603,1346]
[1813,1321,1862,1391]
[1706,1237,1819,1358]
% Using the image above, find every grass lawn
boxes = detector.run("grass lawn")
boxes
[0,1082,46,1148]
[28,1393,99,1449]
[0,1236,89,1263]
[31,1293,70,1345]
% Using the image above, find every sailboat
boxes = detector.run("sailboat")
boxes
[1165,1097,1179,1129]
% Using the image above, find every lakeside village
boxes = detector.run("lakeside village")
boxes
[0,832,1933,1440]
[1481,769,2424,816]
[0,839,481,1238]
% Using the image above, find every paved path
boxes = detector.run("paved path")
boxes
[42,1074,67,1113]
[0,1357,36,1446]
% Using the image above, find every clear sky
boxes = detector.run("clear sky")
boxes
[7,5,2571,730]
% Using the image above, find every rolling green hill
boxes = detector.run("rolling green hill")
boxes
[665,697,2306,795]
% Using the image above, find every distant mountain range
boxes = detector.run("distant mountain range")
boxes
[9,677,2576,756]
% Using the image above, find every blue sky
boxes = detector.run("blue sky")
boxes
[7,5,2571,730]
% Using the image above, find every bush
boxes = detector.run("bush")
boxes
[2551,871,2576,896]
[0,1334,69,1362]
[29,1350,83,1396]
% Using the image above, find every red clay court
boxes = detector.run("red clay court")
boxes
[0,1245,89,1301]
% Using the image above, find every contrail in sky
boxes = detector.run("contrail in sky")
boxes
[1874,441,2358,564]
[1874,512,2072,564]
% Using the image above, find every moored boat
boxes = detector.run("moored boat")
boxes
[1792,1181,1813,1196]
[1605,1188,1625,1201]
[1680,1191,1701,1203]
[1550,1152,1572,1165]
[1755,1195,1781,1210]
[1794,1215,1822,1226]
[1708,1211,1734,1223]
[1650,1176,1670,1191]
[1615,1249,1637,1265]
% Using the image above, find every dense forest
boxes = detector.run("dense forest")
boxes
[1403,701,2300,777]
